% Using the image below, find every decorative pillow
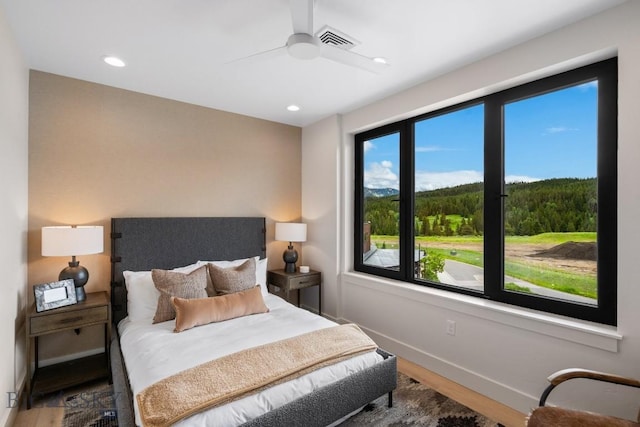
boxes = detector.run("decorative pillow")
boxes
[151,265,208,324]
[171,285,269,332]
[123,262,201,323]
[198,257,268,297]
[206,257,256,296]
[255,257,268,297]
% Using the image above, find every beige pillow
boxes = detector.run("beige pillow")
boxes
[206,257,256,296]
[171,285,269,332]
[151,265,208,324]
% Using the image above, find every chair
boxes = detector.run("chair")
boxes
[527,368,640,426]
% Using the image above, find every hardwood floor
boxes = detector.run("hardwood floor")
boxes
[11,379,108,427]
[397,357,527,427]
[12,357,527,427]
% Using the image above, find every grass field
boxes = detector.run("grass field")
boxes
[370,232,597,299]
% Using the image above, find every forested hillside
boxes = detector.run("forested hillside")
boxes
[365,178,597,236]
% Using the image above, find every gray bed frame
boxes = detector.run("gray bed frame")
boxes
[109,217,397,426]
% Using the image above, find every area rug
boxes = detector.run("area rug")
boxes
[62,384,118,427]
[62,373,497,427]
[341,372,499,427]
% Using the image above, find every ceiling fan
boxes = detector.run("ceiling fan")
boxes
[228,0,389,73]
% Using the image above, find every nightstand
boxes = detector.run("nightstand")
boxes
[267,269,322,315]
[25,291,111,409]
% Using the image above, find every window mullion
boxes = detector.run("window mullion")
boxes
[483,96,504,298]
[400,120,415,281]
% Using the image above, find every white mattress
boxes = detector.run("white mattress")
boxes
[118,293,382,426]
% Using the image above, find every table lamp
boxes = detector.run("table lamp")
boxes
[41,225,104,301]
[275,222,307,273]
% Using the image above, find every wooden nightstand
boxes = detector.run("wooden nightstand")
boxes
[25,291,111,409]
[267,269,322,315]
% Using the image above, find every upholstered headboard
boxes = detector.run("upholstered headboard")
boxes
[110,217,266,326]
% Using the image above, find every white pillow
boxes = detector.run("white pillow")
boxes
[197,257,268,297]
[123,262,201,323]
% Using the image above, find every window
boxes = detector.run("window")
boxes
[355,58,617,325]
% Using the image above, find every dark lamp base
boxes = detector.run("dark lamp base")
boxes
[75,286,87,302]
[59,259,89,301]
[283,245,298,273]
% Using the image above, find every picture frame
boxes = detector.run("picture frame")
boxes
[34,279,77,312]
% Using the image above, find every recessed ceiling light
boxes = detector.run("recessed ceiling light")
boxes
[373,57,387,64]
[287,105,300,112]
[103,56,126,67]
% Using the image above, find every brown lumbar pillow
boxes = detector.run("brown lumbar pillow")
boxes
[206,257,256,296]
[171,285,269,332]
[151,265,208,324]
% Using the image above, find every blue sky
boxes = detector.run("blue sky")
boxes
[364,81,598,191]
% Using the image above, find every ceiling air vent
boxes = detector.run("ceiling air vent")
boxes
[315,25,359,50]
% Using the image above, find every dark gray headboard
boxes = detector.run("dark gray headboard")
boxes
[110,217,266,326]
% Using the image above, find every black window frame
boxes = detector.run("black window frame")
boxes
[354,58,617,325]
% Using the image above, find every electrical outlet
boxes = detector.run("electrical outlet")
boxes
[446,320,456,336]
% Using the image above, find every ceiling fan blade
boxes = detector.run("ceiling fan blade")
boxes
[290,0,314,34]
[320,44,389,74]
[224,45,287,65]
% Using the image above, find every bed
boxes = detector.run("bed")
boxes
[109,217,397,427]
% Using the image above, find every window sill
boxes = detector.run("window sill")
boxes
[342,271,622,352]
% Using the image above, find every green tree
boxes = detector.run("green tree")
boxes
[421,216,431,236]
[420,251,445,281]
[458,217,475,235]
[365,177,595,238]
[431,217,441,236]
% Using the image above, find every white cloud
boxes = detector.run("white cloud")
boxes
[368,165,540,192]
[545,126,578,134]
[415,145,442,153]
[414,170,483,191]
[505,174,540,184]
[414,171,540,191]
[415,145,464,153]
[576,81,598,91]
[363,140,374,152]
[364,161,399,189]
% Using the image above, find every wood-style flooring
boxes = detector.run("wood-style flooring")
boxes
[11,356,527,427]
[397,358,526,427]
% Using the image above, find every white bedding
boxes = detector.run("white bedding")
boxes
[118,293,382,426]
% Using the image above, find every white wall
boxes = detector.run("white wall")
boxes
[301,115,342,316]
[0,7,29,427]
[302,1,640,419]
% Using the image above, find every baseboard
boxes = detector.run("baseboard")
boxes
[344,318,538,415]
[3,378,24,427]
[2,408,17,427]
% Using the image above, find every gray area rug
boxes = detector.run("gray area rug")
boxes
[62,384,118,427]
[341,372,499,426]
[62,373,497,427]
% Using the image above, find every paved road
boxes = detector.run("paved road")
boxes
[439,259,596,305]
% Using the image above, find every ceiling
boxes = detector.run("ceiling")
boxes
[1,0,626,127]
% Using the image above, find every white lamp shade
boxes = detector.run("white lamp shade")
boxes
[275,222,307,243]
[42,226,104,256]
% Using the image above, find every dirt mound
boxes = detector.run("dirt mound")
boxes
[530,241,596,261]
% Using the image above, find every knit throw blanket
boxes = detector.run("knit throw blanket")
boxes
[136,323,377,427]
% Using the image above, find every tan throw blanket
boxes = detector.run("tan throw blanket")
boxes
[136,323,377,427]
